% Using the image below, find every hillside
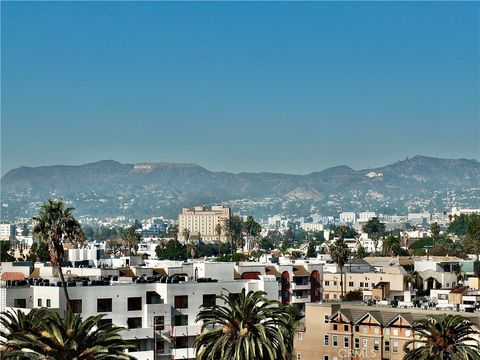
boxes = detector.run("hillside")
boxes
[1,156,479,221]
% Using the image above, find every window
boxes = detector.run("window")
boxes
[297,353,301,360]
[384,328,390,335]
[405,330,411,337]
[334,281,337,286]
[203,294,216,306]
[374,339,379,351]
[13,299,26,308]
[371,283,375,288]
[385,340,390,352]
[354,338,359,349]
[297,332,303,340]
[38,298,42,307]
[374,326,380,334]
[128,297,142,311]
[127,317,142,329]
[393,341,399,352]
[344,325,348,331]
[333,324,338,331]
[344,337,349,348]
[349,281,354,287]
[46,299,51,307]
[362,326,368,334]
[324,356,329,360]
[360,282,364,287]
[332,335,338,347]
[393,328,399,336]
[325,281,330,286]
[71,299,82,313]
[174,295,188,309]
[175,336,188,349]
[154,316,165,331]
[355,325,360,332]
[324,335,329,346]
[362,338,368,349]
[174,315,188,326]
[324,315,330,323]
[97,298,112,312]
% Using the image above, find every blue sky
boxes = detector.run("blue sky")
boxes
[1,2,479,175]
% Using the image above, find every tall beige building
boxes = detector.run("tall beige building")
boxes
[178,205,230,242]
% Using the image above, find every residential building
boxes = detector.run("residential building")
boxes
[295,302,480,360]
[358,212,376,223]
[0,224,16,241]
[339,212,356,224]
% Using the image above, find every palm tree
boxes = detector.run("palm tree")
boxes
[383,234,401,256]
[32,199,84,311]
[215,223,223,256]
[182,228,191,259]
[362,217,385,255]
[1,308,134,359]
[194,289,293,360]
[120,226,140,256]
[404,314,480,360]
[404,270,423,291]
[329,238,350,299]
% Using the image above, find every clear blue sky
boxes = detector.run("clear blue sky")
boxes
[1,2,479,175]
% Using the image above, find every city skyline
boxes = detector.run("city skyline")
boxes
[2,2,479,176]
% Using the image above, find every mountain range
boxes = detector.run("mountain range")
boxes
[1,156,479,222]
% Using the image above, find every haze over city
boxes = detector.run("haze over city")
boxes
[1,2,479,176]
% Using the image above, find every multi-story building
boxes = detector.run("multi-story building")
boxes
[3,261,277,360]
[300,223,324,232]
[358,212,376,223]
[0,224,16,241]
[295,302,480,360]
[178,205,230,242]
[339,212,356,224]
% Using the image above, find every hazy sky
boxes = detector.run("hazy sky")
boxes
[1,2,479,175]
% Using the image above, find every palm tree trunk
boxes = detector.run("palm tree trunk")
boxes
[340,266,344,299]
[57,265,71,311]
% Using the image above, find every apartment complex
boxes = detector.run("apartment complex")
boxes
[295,302,480,360]
[0,224,16,240]
[3,261,277,360]
[178,205,230,242]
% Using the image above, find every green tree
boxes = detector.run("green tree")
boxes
[158,240,186,260]
[448,214,469,236]
[306,240,316,258]
[132,219,142,230]
[215,223,223,256]
[82,225,94,240]
[120,226,141,256]
[382,234,401,256]
[0,241,15,262]
[334,225,357,239]
[226,215,244,254]
[404,314,480,360]
[0,308,134,359]
[355,243,368,259]
[465,215,480,262]
[430,222,441,246]
[32,199,84,311]
[21,224,30,237]
[194,289,293,360]
[244,216,261,237]
[404,270,423,291]
[27,241,50,262]
[329,238,350,299]
[362,217,385,254]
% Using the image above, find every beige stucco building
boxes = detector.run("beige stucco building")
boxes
[295,303,480,360]
[178,205,230,242]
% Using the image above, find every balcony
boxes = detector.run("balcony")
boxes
[171,347,196,359]
[123,327,154,340]
[291,283,311,290]
[171,324,202,337]
[291,295,310,303]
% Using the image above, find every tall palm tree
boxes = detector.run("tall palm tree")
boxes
[215,223,223,256]
[120,226,140,256]
[404,314,480,360]
[194,289,293,360]
[1,309,134,359]
[32,199,84,311]
[404,270,423,292]
[329,238,350,299]
[383,234,401,256]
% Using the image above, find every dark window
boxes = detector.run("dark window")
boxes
[385,340,390,352]
[46,299,51,307]
[344,325,349,331]
[174,295,188,309]
[175,336,188,349]
[355,325,360,332]
[38,298,42,307]
[174,314,188,326]
[349,282,354,287]
[203,294,216,306]
[14,299,26,308]
[128,297,142,311]
[97,298,112,312]
[71,299,82,313]
[333,324,338,331]
[354,338,360,349]
[154,316,165,331]
[146,291,162,304]
[127,317,142,329]
[360,282,364,287]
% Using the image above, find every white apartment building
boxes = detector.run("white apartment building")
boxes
[300,223,324,232]
[450,207,480,217]
[0,224,17,240]
[4,261,277,360]
[178,205,230,242]
[358,212,376,223]
[339,212,356,224]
